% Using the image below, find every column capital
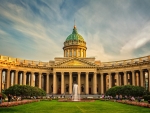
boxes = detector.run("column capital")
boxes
[86,72,89,74]
[94,72,97,74]
[23,71,27,73]
[69,72,72,75]
[122,71,127,74]
[38,72,42,75]
[31,72,35,74]
[61,72,64,74]
[7,69,11,71]
[139,69,143,71]
[15,70,19,72]
[116,72,119,74]
[131,70,135,73]
[100,73,103,75]
[53,72,56,74]
[78,72,81,75]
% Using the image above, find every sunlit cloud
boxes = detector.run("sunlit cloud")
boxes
[0,0,150,62]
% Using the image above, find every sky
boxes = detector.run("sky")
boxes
[0,0,150,62]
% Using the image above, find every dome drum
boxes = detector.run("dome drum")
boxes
[64,40,86,47]
[63,25,87,58]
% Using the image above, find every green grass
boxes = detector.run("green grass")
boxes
[0,100,150,113]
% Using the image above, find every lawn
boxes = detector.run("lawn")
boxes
[0,100,150,113]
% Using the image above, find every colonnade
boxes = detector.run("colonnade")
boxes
[0,68,150,95]
[64,48,86,58]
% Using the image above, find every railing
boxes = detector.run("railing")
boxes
[102,55,150,67]
[0,54,150,68]
[0,55,50,67]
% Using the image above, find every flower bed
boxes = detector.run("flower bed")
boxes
[114,100,150,108]
[0,99,40,107]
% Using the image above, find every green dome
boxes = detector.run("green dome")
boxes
[66,26,84,41]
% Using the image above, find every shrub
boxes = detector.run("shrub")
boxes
[143,95,150,101]
[106,85,145,97]
[4,85,46,97]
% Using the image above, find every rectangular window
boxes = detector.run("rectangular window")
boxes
[74,50,76,57]
[70,51,72,56]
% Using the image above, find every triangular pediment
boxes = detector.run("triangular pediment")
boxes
[54,58,97,67]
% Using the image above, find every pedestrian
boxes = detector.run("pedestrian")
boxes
[8,94,11,102]
[0,93,2,104]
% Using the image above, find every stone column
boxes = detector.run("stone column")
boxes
[14,70,18,85]
[30,72,34,87]
[136,72,139,86]
[78,72,81,94]
[93,72,97,94]
[132,71,135,86]
[69,72,72,94]
[38,73,42,89]
[76,49,78,57]
[6,69,10,89]
[46,73,49,94]
[124,72,127,85]
[53,72,57,94]
[101,73,104,94]
[23,71,26,85]
[148,69,150,92]
[61,72,64,94]
[140,70,144,87]
[109,73,112,89]
[0,69,2,93]
[116,72,119,86]
[85,72,89,94]
[72,49,73,57]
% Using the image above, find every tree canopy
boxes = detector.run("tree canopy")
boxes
[106,85,145,97]
[4,85,46,97]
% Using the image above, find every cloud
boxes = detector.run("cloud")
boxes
[0,0,150,62]
[120,22,150,58]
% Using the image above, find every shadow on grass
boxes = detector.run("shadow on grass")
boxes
[0,108,19,112]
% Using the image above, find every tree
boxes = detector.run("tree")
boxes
[106,85,145,97]
[4,85,46,97]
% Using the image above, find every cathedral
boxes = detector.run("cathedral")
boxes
[0,25,150,95]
